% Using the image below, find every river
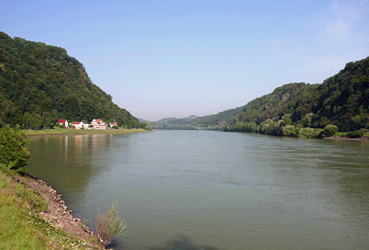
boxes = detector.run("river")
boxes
[28,130,369,250]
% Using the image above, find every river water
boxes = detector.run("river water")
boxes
[28,130,369,250]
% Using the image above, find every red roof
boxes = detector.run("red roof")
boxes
[92,119,105,124]
[57,119,67,123]
[111,122,118,126]
[71,121,82,125]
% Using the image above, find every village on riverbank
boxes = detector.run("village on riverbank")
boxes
[56,118,118,130]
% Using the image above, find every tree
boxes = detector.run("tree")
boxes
[319,124,338,138]
[0,125,30,175]
[282,113,292,125]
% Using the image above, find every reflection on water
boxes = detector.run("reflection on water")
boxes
[28,134,114,193]
[148,235,220,250]
[28,131,369,250]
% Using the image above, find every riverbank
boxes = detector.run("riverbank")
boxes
[0,165,104,250]
[23,127,149,137]
[326,136,369,141]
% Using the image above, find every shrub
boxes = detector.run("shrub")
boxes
[347,130,365,138]
[323,125,338,137]
[96,200,126,247]
[298,127,316,138]
[282,125,297,137]
[0,126,30,175]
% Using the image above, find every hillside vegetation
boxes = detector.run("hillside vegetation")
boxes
[233,57,369,131]
[0,32,139,129]
[152,106,243,130]
[153,56,369,135]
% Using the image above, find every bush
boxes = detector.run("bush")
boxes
[298,127,316,138]
[96,200,126,247]
[322,125,338,137]
[282,125,297,137]
[0,126,30,175]
[347,130,365,138]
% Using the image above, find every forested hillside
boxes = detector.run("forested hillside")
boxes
[153,56,369,134]
[0,32,139,129]
[152,107,243,130]
[228,56,369,133]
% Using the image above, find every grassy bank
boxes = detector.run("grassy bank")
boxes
[23,127,149,137]
[0,165,103,250]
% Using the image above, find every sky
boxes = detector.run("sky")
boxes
[1,0,369,121]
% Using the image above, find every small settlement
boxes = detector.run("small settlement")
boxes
[56,119,118,130]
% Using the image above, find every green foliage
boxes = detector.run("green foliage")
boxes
[347,130,365,138]
[298,127,317,138]
[139,122,153,130]
[152,107,243,130]
[282,113,292,125]
[222,56,369,135]
[0,126,30,175]
[0,32,139,129]
[282,125,298,137]
[319,125,339,138]
[96,200,127,247]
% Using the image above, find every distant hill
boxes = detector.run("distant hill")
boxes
[137,118,150,123]
[0,32,139,129]
[153,56,369,132]
[151,108,243,130]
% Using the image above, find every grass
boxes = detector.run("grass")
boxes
[23,126,148,136]
[0,168,97,249]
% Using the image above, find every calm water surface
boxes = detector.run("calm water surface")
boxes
[28,131,369,250]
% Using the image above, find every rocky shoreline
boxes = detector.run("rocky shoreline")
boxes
[15,173,104,250]
[325,136,369,141]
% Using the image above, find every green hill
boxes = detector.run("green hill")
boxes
[151,107,242,130]
[152,56,369,134]
[230,56,369,132]
[0,32,139,129]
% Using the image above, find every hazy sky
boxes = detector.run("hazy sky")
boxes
[2,0,369,121]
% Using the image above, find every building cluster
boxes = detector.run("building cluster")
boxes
[56,119,118,130]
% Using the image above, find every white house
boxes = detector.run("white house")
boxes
[71,121,84,130]
[91,119,107,130]
[57,119,68,128]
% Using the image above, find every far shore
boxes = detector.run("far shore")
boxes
[23,128,149,137]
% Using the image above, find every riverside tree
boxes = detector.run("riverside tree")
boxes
[0,125,30,175]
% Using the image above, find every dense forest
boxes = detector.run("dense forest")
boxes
[153,56,369,135]
[0,32,139,129]
[227,56,369,134]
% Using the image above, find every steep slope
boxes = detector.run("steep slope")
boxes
[232,56,369,132]
[0,32,139,129]
[311,58,369,131]
[152,56,369,132]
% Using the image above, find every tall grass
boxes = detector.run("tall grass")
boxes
[0,170,95,249]
[96,200,127,247]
